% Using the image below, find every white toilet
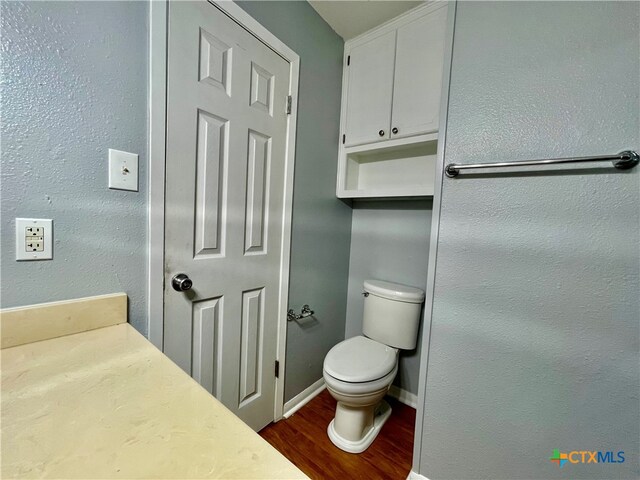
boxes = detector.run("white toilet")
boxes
[322,279,425,453]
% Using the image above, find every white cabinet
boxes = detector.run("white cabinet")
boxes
[341,3,447,148]
[391,6,447,139]
[337,3,449,198]
[343,31,396,147]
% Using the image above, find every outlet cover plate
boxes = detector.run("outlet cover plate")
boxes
[108,148,139,191]
[16,218,53,261]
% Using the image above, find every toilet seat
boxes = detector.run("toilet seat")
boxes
[324,362,398,396]
[323,336,397,383]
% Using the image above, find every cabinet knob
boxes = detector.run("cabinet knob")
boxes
[378,130,385,137]
[392,127,399,134]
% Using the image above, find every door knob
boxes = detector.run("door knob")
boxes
[378,129,385,137]
[172,273,193,292]
[392,127,398,134]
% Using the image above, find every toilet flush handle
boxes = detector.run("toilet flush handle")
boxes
[362,292,369,297]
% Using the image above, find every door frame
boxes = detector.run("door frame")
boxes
[148,0,300,422]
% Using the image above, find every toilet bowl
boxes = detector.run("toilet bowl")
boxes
[323,336,398,453]
[322,279,425,454]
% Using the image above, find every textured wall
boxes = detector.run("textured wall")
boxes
[417,2,639,479]
[345,200,431,395]
[237,1,352,403]
[0,2,149,333]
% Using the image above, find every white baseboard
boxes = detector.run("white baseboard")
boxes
[282,380,415,419]
[388,385,418,409]
[407,471,430,480]
[283,378,326,418]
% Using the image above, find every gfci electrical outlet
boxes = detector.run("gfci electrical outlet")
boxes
[16,218,53,261]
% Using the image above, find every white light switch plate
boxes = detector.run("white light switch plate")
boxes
[108,148,138,191]
[16,218,53,261]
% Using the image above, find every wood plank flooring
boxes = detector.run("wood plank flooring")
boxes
[259,390,416,480]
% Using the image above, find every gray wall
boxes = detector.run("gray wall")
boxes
[417,2,639,479]
[237,1,352,403]
[345,200,431,395]
[0,1,149,333]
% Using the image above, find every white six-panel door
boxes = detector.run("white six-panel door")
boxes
[163,0,291,431]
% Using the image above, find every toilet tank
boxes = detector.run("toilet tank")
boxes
[362,279,425,350]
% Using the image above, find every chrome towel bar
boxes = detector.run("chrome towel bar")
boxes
[445,150,639,178]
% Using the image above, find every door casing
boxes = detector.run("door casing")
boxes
[148,0,300,423]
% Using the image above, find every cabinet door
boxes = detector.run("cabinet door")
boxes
[391,6,447,139]
[343,31,396,147]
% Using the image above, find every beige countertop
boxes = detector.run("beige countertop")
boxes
[1,322,307,479]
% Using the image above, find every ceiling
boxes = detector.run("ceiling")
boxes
[308,1,424,40]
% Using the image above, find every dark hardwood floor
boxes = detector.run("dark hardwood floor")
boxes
[259,390,416,480]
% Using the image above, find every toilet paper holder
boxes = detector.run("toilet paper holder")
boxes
[287,304,314,322]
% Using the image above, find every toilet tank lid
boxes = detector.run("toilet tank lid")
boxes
[364,279,425,303]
